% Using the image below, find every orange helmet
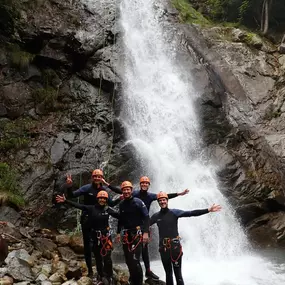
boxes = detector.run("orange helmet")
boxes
[92,169,103,177]
[157,192,168,200]
[140,176,150,184]
[97,191,109,199]
[121,181,133,190]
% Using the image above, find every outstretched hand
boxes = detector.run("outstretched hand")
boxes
[56,194,66,203]
[66,174,73,185]
[208,204,222,212]
[179,189,190,196]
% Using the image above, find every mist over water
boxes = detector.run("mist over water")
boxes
[118,0,285,283]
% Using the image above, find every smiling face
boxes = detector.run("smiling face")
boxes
[98,197,107,206]
[158,198,168,209]
[122,186,132,199]
[92,174,102,184]
[140,182,150,191]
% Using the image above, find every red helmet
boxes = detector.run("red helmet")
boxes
[140,176,150,184]
[97,191,109,199]
[157,192,168,200]
[92,169,103,177]
[121,181,133,190]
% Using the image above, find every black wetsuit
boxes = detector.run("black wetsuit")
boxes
[117,196,150,285]
[132,190,179,273]
[150,208,209,285]
[65,199,119,280]
[67,183,121,276]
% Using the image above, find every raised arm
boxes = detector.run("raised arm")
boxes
[107,207,120,219]
[173,204,221,218]
[168,189,189,199]
[56,194,88,211]
[101,178,122,194]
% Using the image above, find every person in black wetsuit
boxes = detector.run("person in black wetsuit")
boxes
[64,169,121,278]
[115,181,150,285]
[133,176,189,280]
[150,192,221,285]
[56,190,119,284]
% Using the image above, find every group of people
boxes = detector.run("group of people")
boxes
[56,169,221,285]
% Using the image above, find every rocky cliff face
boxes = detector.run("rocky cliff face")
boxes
[167,17,285,246]
[0,0,129,229]
[1,0,285,247]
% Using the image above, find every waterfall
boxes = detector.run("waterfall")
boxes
[118,0,285,284]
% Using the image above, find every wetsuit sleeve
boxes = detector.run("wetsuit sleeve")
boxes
[107,184,122,194]
[108,196,121,207]
[107,208,120,219]
[70,185,89,198]
[172,208,209,218]
[168,193,178,199]
[149,193,157,202]
[65,200,89,211]
[150,213,158,226]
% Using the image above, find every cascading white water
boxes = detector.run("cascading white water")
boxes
[119,0,285,284]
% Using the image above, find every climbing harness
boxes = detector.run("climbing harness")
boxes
[93,228,113,257]
[121,226,143,252]
[162,237,183,263]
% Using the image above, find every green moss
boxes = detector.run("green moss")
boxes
[32,86,58,109]
[0,163,25,208]
[172,0,211,26]
[9,44,35,70]
[0,118,36,152]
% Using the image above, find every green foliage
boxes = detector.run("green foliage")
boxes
[204,0,285,32]
[0,162,25,208]
[0,118,35,152]
[172,0,210,26]
[31,86,58,110]
[9,44,35,70]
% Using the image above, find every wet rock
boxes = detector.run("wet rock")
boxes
[0,82,31,119]
[279,43,285,54]
[58,246,76,261]
[5,256,33,281]
[77,277,92,285]
[0,268,8,277]
[0,207,21,226]
[36,273,48,281]
[247,212,285,247]
[41,281,52,285]
[69,234,84,254]
[55,235,70,246]
[48,272,64,283]
[41,264,52,277]
[33,238,57,252]
[0,276,13,285]
[5,249,34,266]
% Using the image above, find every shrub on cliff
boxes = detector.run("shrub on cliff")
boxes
[0,162,25,208]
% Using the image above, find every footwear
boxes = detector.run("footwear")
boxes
[145,270,159,279]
